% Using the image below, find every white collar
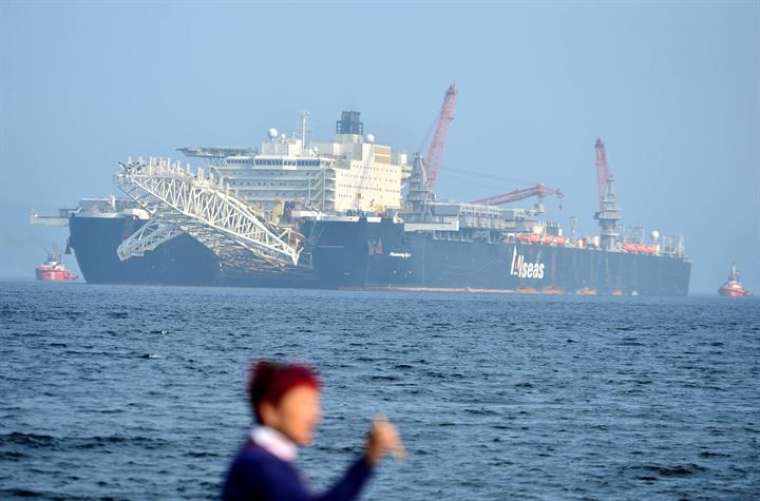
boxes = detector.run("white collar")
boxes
[251,426,298,462]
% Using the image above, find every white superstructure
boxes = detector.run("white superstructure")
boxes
[181,111,410,216]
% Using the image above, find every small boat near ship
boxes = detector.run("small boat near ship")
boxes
[36,248,78,282]
[718,263,750,297]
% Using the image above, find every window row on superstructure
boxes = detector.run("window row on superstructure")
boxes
[227,180,330,187]
[225,158,324,167]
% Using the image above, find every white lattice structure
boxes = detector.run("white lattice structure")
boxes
[114,157,303,269]
[116,218,182,261]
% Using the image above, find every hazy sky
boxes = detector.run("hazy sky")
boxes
[1,1,758,293]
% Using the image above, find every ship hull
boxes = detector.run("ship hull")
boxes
[35,269,78,282]
[68,214,317,288]
[718,284,751,297]
[69,215,691,295]
[311,219,691,296]
[68,214,220,286]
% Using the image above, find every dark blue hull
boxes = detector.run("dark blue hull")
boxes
[69,215,691,295]
[69,214,219,286]
[68,215,317,288]
[310,219,691,295]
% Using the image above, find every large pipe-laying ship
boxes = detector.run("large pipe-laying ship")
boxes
[33,84,691,295]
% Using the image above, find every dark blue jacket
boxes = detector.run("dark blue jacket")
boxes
[222,442,373,501]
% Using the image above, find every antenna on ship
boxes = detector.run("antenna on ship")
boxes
[300,112,311,149]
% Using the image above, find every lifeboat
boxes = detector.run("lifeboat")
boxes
[623,243,658,255]
[517,233,567,246]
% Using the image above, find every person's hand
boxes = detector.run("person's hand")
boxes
[364,415,404,466]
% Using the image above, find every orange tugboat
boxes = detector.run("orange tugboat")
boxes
[35,248,78,282]
[718,263,751,297]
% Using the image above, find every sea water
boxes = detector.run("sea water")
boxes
[1,282,758,500]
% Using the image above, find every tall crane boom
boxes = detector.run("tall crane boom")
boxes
[424,83,458,192]
[595,138,610,211]
[471,183,564,206]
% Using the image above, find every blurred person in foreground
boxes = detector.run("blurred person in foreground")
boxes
[222,360,403,501]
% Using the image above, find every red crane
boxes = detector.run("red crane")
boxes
[595,138,610,210]
[424,83,458,192]
[471,183,564,206]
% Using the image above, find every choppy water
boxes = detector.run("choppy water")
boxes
[0,282,758,500]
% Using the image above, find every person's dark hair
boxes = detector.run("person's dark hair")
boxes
[247,360,321,423]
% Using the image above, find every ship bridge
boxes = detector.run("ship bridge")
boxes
[114,157,304,272]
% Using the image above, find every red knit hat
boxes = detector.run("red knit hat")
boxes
[248,360,321,422]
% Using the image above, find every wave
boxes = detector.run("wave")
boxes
[624,463,708,480]
[0,432,171,451]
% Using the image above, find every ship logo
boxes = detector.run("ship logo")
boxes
[510,247,545,280]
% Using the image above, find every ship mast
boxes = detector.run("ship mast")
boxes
[593,139,622,251]
[595,138,610,212]
[595,175,622,250]
[406,153,431,215]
